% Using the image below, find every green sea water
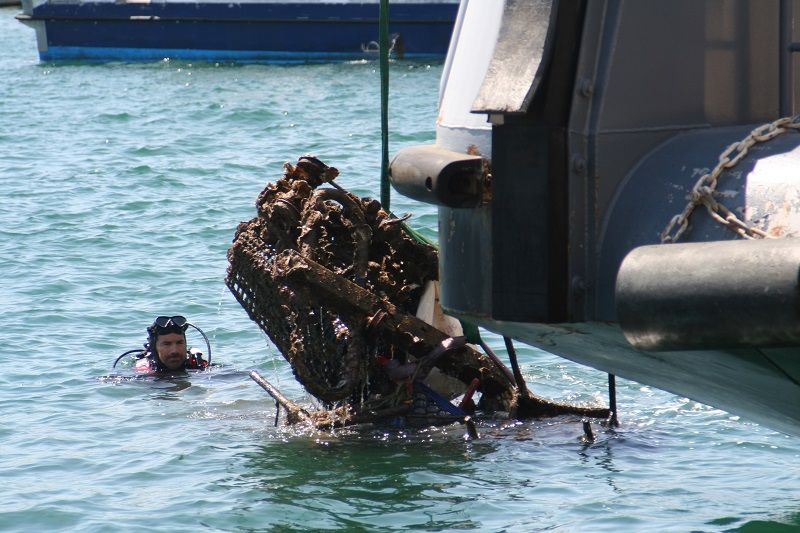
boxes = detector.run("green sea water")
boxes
[2,8,800,532]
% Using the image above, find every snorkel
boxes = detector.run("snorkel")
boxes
[112,315,212,369]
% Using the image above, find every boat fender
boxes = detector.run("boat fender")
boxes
[615,238,800,351]
[389,144,486,208]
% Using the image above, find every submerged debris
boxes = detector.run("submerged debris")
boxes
[226,156,609,435]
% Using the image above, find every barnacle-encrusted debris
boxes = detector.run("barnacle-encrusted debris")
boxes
[226,156,609,431]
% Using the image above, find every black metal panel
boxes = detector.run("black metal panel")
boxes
[488,0,586,322]
[490,119,551,321]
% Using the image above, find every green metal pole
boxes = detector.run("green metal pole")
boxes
[379,0,391,211]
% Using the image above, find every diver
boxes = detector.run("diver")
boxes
[113,315,211,373]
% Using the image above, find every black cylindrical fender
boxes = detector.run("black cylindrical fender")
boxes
[616,238,800,351]
[389,144,486,208]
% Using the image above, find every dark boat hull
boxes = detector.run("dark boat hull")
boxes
[17,1,458,62]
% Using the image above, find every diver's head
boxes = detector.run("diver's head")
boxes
[147,315,189,370]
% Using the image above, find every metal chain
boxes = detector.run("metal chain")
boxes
[660,116,800,243]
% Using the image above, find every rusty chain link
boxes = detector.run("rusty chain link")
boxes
[660,115,800,243]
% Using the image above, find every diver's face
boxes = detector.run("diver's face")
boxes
[155,333,186,370]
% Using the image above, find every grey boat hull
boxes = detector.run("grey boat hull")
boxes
[390,0,800,436]
[465,317,800,437]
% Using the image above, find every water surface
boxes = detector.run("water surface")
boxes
[2,8,799,532]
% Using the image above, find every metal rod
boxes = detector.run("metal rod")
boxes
[503,336,530,397]
[581,419,595,443]
[379,0,391,210]
[250,370,312,424]
[608,373,619,427]
[464,416,479,440]
[477,337,517,386]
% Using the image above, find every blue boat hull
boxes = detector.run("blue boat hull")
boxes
[18,2,458,62]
